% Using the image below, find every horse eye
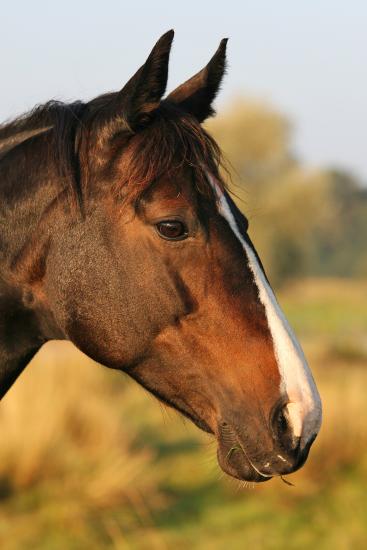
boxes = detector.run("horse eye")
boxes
[156,220,188,241]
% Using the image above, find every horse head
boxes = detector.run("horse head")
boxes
[0,31,321,482]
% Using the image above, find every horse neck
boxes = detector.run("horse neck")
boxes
[0,132,64,398]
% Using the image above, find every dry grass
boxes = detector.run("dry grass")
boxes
[0,342,160,511]
[1,329,365,496]
[295,364,367,484]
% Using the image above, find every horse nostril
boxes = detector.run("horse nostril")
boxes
[272,403,300,455]
[277,409,288,437]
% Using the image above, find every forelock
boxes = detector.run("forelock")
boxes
[111,102,228,206]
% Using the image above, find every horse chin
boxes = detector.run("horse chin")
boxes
[177,409,271,482]
[216,442,271,483]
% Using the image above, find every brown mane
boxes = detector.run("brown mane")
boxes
[0,99,227,208]
[109,102,227,206]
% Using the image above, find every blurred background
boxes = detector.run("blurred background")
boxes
[1,2,366,548]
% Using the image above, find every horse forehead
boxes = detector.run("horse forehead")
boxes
[140,172,199,207]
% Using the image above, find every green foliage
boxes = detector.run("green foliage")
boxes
[207,99,367,285]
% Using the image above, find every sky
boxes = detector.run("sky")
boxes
[1,1,366,182]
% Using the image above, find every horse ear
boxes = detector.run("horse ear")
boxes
[110,30,174,131]
[165,38,228,122]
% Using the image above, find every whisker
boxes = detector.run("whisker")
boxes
[280,475,295,487]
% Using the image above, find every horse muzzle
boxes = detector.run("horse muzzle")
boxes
[215,412,317,483]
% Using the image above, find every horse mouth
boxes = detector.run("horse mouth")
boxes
[216,441,271,483]
[166,403,270,481]
[216,422,273,483]
[173,408,272,482]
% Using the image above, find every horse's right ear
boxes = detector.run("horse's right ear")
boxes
[165,38,228,123]
[101,30,174,133]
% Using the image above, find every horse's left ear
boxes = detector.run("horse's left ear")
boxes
[98,30,174,134]
[165,38,228,122]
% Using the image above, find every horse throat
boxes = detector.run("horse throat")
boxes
[0,280,44,398]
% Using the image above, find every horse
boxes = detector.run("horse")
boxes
[0,31,321,483]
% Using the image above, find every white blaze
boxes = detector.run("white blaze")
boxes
[209,176,322,445]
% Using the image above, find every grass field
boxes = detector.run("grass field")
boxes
[0,278,366,549]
